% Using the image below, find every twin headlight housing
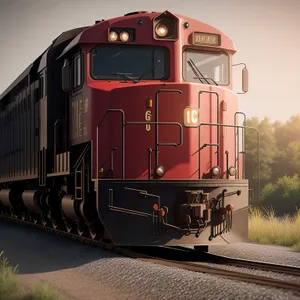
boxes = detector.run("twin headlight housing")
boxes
[108,28,135,43]
[108,30,130,42]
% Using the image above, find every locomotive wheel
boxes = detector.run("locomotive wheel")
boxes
[88,227,98,240]
[21,212,26,221]
[11,210,19,219]
[51,218,58,229]
[76,224,85,236]
[41,215,48,226]
[64,221,73,233]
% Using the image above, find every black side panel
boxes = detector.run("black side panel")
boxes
[0,26,88,183]
[0,82,40,181]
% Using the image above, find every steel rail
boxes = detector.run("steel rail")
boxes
[203,252,300,277]
[0,213,300,294]
[138,258,300,293]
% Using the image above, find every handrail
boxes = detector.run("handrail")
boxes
[234,112,247,179]
[53,119,61,173]
[197,90,220,179]
[96,108,183,180]
[97,109,125,180]
[198,122,260,203]
[155,89,182,166]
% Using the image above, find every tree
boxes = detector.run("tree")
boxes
[261,175,300,215]
[245,117,279,204]
[274,115,300,152]
[271,115,300,181]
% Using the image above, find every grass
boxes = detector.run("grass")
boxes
[249,206,300,250]
[0,251,61,300]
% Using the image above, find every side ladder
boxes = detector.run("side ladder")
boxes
[74,143,90,201]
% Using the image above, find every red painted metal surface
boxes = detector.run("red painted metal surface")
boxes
[91,83,238,180]
[69,11,239,181]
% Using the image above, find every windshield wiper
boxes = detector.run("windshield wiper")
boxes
[188,59,218,86]
[137,60,161,82]
[187,60,205,84]
[109,60,161,84]
[110,72,139,83]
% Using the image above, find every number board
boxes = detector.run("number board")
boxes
[193,32,221,46]
[183,107,200,127]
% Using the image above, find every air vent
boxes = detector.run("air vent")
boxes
[124,11,150,16]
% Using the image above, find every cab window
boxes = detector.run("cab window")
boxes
[183,49,230,85]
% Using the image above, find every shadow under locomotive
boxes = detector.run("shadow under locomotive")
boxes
[97,179,249,246]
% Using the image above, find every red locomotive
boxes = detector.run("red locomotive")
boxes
[0,11,250,247]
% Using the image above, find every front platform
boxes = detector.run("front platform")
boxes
[96,180,249,246]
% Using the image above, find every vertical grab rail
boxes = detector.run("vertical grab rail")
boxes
[199,122,260,203]
[97,109,125,180]
[53,119,60,173]
[234,112,247,179]
[155,89,182,167]
[198,90,220,179]
[126,121,183,178]
[96,90,183,180]
[96,112,183,180]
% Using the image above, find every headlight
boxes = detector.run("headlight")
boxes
[155,165,165,177]
[108,31,118,42]
[228,166,236,177]
[155,23,169,37]
[153,11,178,40]
[211,166,221,177]
[120,31,129,42]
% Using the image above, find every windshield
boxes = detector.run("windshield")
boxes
[90,45,169,80]
[183,49,230,85]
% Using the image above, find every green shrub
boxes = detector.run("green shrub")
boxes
[260,175,300,215]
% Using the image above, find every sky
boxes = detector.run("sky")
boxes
[0,0,299,123]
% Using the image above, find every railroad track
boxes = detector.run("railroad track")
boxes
[203,252,300,277]
[1,213,300,295]
[130,245,300,277]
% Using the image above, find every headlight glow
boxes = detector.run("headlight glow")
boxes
[108,31,118,42]
[155,23,169,37]
[120,31,130,42]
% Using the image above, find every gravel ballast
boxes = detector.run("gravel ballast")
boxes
[0,220,299,300]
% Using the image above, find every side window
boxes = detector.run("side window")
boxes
[44,71,47,95]
[39,70,47,99]
[39,76,44,99]
[72,52,84,90]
